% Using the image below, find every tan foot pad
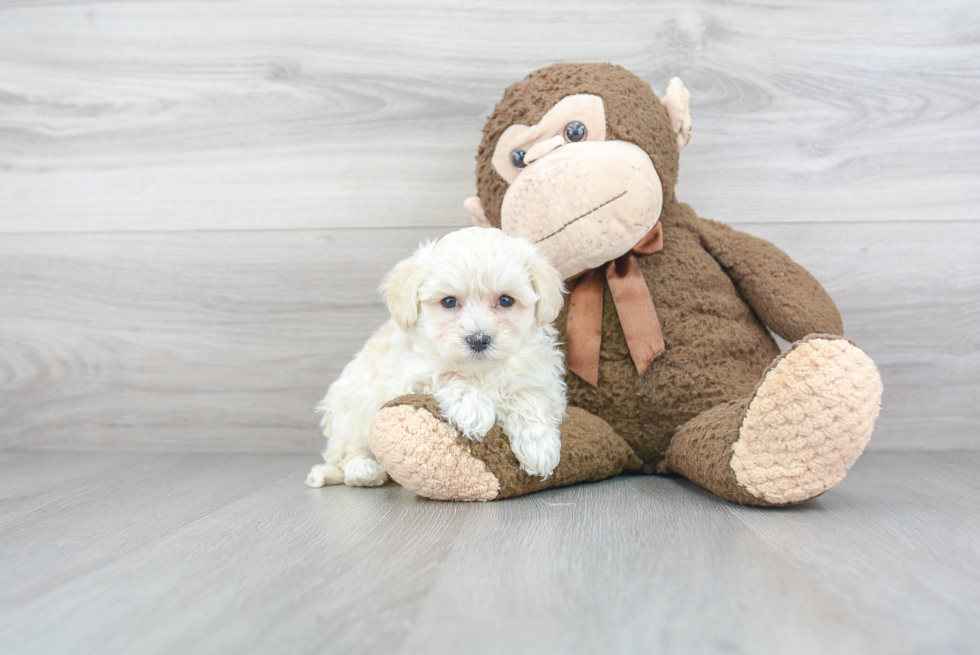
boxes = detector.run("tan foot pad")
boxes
[731,337,883,505]
[371,394,643,502]
[370,398,500,501]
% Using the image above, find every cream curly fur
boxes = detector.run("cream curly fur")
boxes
[306,227,567,488]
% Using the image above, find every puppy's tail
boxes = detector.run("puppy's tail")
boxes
[315,401,332,438]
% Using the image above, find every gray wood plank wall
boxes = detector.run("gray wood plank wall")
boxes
[1,0,978,452]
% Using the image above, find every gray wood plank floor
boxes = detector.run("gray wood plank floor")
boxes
[1,451,978,655]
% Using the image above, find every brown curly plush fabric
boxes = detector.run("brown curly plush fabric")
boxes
[556,201,843,472]
[662,398,759,504]
[476,62,681,228]
[697,219,844,341]
[478,405,644,499]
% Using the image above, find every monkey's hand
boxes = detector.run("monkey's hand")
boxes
[697,214,844,339]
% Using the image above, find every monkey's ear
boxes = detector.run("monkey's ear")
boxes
[464,196,493,228]
[529,249,566,326]
[660,77,693,150]
[380,242,432,331]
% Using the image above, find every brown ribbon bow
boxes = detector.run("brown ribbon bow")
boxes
[566,222,665,387]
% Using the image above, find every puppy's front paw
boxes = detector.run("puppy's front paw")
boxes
[342,456,389,487]
[434,386,496,442]
[509,424,561,479]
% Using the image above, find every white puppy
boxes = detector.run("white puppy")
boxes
[306,227,568,488]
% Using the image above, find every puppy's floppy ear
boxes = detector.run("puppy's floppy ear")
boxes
[381,242,432,332]
[529,249,566,326]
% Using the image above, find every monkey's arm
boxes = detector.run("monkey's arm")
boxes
[696,217,843,340]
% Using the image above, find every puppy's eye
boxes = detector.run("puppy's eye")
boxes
[499,295,514,308]
[511,150,526,169]
[564,121,587,142]
[441,297,458,309]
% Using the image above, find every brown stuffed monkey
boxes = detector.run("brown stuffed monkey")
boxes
[369,63,882,506]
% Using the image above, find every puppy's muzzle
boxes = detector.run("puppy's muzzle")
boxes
[466,333,492,353]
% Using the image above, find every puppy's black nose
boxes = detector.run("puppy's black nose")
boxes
[466,333,492,352]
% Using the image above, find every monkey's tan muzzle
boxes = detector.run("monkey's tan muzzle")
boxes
[500,140,663,280]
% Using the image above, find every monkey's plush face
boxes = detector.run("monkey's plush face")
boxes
[490,94,664,279]
[467,64,692,281]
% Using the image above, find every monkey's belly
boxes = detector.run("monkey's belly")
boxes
[564,314,780,471]
[558,206,783,469]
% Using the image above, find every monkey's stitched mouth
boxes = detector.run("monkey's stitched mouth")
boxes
[534,191,628,244]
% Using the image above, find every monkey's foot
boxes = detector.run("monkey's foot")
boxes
[731,338,882,504]
[734,336,883,504]
[668,335,882,506]
[370,395,642,501]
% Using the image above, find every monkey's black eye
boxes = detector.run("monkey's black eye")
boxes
[499,295,514,308]
[511,150,526,169]
[564,121,587,142]
[441,297,458,308]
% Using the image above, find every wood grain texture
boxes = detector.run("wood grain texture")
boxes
[0,0,978,232]
[1,222,977,451]
[1,0,978,453]
[0,227,440,452]
[1,451,978,654]
[0,452,302,605]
